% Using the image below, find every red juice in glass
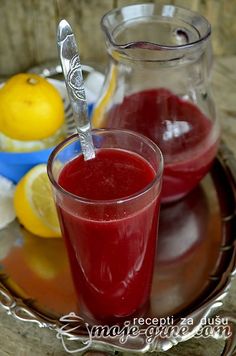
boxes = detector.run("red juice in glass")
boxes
[104,88,219,203]
[48,129,163,325]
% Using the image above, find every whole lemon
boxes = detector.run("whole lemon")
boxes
[0,73,64,141]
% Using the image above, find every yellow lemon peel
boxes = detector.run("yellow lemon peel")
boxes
[14,164,61,238]
[0,73,64,141]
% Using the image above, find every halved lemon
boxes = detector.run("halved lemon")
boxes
[14,164,61,238]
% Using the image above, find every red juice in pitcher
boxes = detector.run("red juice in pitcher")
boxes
[105,89,219,202]
[56,148,161,324]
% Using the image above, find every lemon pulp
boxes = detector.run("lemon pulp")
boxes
[14,164,61,238]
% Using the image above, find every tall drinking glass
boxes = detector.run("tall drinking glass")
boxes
[47,129,163,325]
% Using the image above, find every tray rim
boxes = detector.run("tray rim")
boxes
[0,142,236,354]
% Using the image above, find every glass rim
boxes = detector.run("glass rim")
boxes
[101,3,211,51]
[47,128,163,205]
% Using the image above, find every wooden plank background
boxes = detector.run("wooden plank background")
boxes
[0,0,235,76]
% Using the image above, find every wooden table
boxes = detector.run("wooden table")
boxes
[0,56,236,356]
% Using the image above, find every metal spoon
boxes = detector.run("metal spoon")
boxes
[57,19,95,160]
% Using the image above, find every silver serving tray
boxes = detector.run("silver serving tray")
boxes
[0,65,236,355]
[0,143,235,355]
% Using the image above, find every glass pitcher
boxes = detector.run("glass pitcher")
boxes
[92,3,220,203]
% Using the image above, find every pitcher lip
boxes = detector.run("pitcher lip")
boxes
[101,3,211,51]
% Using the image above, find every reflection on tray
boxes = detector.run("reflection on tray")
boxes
[158,185,209,264]
[152,183,221,317]
[0,223,77,316]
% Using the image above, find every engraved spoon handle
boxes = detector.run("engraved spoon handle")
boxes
[57,20,95,160]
